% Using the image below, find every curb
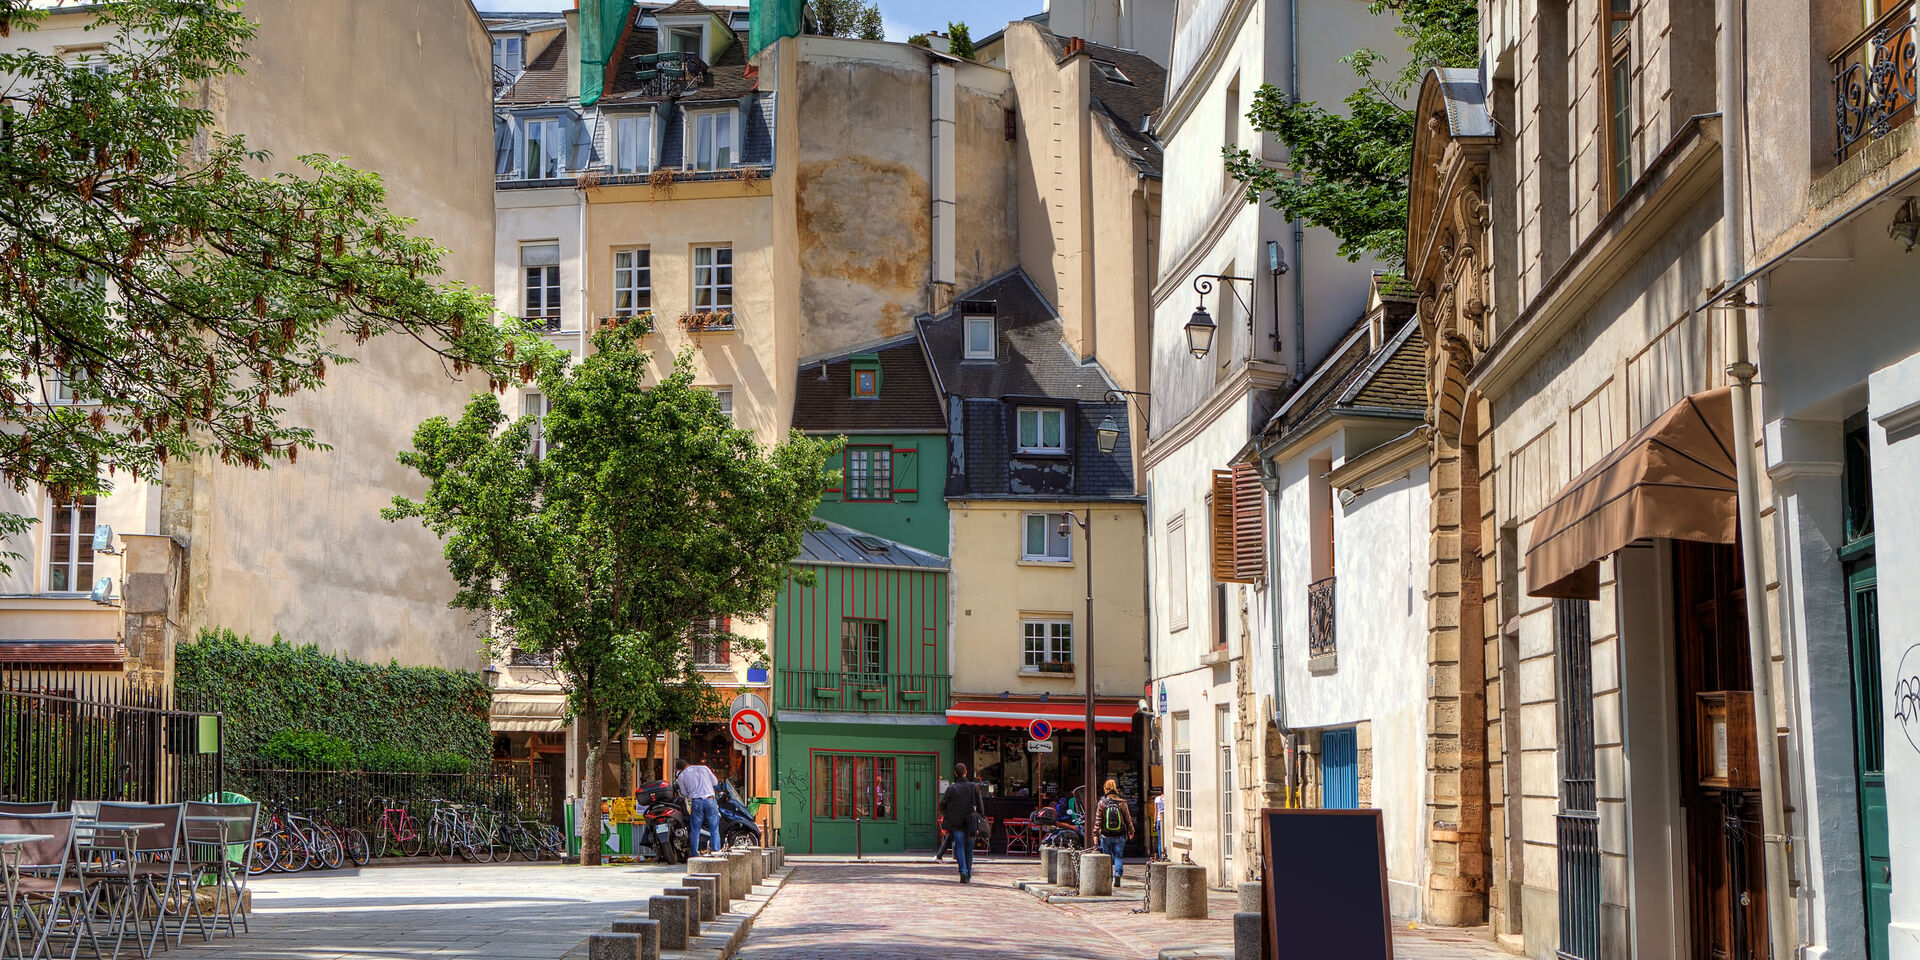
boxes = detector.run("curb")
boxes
[561,864,796,960]
[1156,944,1233,960]
[1013,878,1148,905]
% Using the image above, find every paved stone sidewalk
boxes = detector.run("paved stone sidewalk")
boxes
[183,860,691,960]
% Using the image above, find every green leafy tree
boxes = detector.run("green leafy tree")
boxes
[386,324,839,864]
[0,0,519,560]
[806,0,885,40]
[1224,0,1477,269]
[946,21,975,60]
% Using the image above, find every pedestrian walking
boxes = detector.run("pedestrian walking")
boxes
[938,761,986,883]
[676,757,723,855]
[1094,779,1135,886]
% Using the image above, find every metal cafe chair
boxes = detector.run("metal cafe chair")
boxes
[0,812,104,960]
[179,802,257,941]
[0,803,56,817]
[90,803,183,959]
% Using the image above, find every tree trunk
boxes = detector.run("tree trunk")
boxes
[618,721,633,798]
[642,728,660,786]
[580,709,606,866]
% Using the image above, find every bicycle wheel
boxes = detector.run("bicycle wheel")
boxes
[432,821,456,863]
[509,824,540,862]
[470,819,495,863]
[397,819,425,859]
[248,837,278,877]
[540,824,564,860]
[313,826,344,870]
[275,830,310,872]
[343,828,371,867]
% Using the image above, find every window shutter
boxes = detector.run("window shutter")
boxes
[820,457,842,502]
[568,112,597,171]
[1232,462,1267,582]
[494,115,516,177]
[719,616,732,662]
[894,442,918,501]
[1210,470,1236,582]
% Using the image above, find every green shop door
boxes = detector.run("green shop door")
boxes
[902,755,936,850]
[1849,563,1890,960]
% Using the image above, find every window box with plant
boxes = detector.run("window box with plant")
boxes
[677,309,736,331]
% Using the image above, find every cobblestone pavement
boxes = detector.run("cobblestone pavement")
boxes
[183,860,690,960]
[739,856,1512,960]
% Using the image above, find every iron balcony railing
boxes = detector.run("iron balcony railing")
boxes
[521,315,561,334]
[625,51,711,99]
[1307,576,1337,658]
[1833,2,1918,162]
[778,670,951,716]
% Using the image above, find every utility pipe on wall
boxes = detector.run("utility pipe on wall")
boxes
[1715,0,1795,950]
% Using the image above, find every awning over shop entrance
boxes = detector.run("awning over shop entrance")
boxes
[1526,387,1738,599]
[490,691,568,732]
[946,698,1137,731]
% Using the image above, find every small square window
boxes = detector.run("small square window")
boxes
[964,316,994,359]
[855,370,877,396]
[1022,619,1073,671]
[1017,407,1067,454]
[1022,513,1072,562]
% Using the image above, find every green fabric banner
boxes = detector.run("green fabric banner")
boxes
[580,0,635,106]
[749,0,803,60]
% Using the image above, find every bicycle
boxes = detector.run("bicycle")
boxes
[368,796,424,859]
[424,798,478,863]
[496,812,546,862]
[246,832,279,877]
[272,799,342,871]
[313,798,370,867]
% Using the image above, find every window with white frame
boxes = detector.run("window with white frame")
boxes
[1022,512,1071,562]
[613,113,652,174]
[613,248,651,317]
[670,27,702,53]
[523,117,564,179]
[522,392,549,459]
[691,245,733,314]
[1021,619,1072,672]
[963,315,994,359]
[1017,407,1066,454]
[688,109,735,171]
[49,368,89,405]
[691,616,730,668]
[492,35,524,76]
[1172,712,1193,830]
[1167,514,1189,630]
[521,243,560,323]
[708,387,734,422]
[46,495,95,593]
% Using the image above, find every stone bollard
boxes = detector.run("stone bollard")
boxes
[1234,911,1263,960]
[759,848,775,879]
[588,932,644,960]
[773,845,786,869]
[1057,848,1080,889]
[647,896,690,952]
[725,851,755,898]
[662,887,702,938]
[1165,863,1209,919]
[1237,880,1263,913]
[1078,852,1114,897]
[688,857,731,902]
[1042,847,1059,884]
[1146,861,1168,912]
[686,873,723,918]
[609,919,660,960]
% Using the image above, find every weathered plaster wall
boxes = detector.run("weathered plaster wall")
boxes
[495,188,587,335]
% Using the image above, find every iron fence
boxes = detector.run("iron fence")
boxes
[0,665,223,805]
[221,764,554,834]
[777,669,951,715]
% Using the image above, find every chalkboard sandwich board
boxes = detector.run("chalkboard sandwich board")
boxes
[1259,808,1392,960]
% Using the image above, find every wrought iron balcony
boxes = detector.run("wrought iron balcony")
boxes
[777,669,951,715]
[597,311,655,336]
[1307,576,1337,659]
[625,51,711,99]
[521,315,561,334]
[1833,3,1918,162]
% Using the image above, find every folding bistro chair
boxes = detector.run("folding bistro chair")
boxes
[180,801,257,940]
[91,802,184,959]
[1001,818,1034,854]
[0,812,103,960]
[0,802,57,816]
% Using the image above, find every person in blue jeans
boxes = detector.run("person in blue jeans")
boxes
[1093,779,1135,886]
[938,761,985,883]
[675,758,723,855]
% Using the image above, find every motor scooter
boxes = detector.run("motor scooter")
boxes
[634,781,692,864]
[713,780,763,849]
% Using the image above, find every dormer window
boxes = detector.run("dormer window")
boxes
[1017,407,1067,455]
[1092,60,1132,84]
[492,35,524,75]
[670,27,702,53]
[850,355,881,398]
[964,315,994,359]
[614,113,653,174]
[687,109,736,171]
[523,117,564,179]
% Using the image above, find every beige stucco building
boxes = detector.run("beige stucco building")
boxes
[0,0,499,681]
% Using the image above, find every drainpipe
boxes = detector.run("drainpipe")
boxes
[1288,0,1306,382]
[1255,441,1290,805]
[1716,0,1794,952]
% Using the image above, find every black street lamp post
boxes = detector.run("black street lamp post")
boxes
[1058,509,1097,848]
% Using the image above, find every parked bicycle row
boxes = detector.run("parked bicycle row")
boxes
[244,796,564,874]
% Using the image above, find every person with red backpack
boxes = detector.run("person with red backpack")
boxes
[1094,779,1135,886]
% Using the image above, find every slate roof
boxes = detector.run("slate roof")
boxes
[498,30,570,106]
[918,270,1119,403]
[1037,32,1167,177]
[603,2,758,105]
[1261,295,1426,446]
[797,521,949,569]
[791,336,947,434]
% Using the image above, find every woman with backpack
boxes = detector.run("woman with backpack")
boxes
[1094,779,1135,886]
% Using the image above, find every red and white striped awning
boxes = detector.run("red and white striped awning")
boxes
[946,698,1137,732]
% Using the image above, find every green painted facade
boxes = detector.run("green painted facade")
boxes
[813,434,949,555]
[770,559,953,854]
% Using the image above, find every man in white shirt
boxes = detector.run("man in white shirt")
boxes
[675,758,722,855]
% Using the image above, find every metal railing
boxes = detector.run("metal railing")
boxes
[224,764,554,834]
[1307,576,1337,658]
[1,666,223,805]
[1833,2,1918,162]
[777,670,951,715]
[624,51,711,98]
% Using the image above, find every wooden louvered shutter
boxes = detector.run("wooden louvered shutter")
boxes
[1210,469,1236,582]
[718,616,732,662]
[1232,462,1267,582]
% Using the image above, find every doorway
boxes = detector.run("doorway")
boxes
[1218,705,1235,879]
[1320,728,1358,809]
[1673,540,1768,960]
[1843,416,1889,960]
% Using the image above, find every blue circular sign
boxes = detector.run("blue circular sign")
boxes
[1028,718,1053,741]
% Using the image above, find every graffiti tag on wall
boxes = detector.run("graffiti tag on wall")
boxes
[1896,644,1920,754]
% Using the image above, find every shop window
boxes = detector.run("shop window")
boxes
[811,753,897,819]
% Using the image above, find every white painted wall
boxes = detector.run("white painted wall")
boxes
[1869,352,1920,960]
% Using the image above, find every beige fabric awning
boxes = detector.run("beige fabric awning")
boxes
[1526,387,1738,599]
[490,691,569,732]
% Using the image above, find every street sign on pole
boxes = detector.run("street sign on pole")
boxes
[729,708,768,745]
[1027,718,1053,741]
[1027,740,1054,753]
[728,692,769,719]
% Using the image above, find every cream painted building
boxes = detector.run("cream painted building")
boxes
[1143,0,1404,888]
[0,0,499,681]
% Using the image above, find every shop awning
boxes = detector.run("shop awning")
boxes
[1526,387,1738,600]
[490,691,568,733]
[946,699,1137,732]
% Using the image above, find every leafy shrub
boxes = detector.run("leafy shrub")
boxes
[259,730,356,769]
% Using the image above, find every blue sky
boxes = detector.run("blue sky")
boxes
[471,0,1047,43]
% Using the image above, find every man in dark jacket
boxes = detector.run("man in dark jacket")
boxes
[938,761,985,883]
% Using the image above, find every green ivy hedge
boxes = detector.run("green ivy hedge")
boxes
[175,628,492,772]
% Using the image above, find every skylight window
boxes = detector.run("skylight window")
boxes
[1092,60,1132,84]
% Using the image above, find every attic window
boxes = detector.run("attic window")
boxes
[964,315,995,360]
[670,27,702,53]
[850,354,881,398]
[1092,60,1132,84]
[850,535,891,554]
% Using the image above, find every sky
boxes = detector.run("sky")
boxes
[470,0,1047,43]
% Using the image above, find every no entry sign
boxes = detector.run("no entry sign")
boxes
[730,707,768,745]
[1028,718,1053,742]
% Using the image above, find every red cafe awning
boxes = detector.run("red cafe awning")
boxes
[946,699,1137,732]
